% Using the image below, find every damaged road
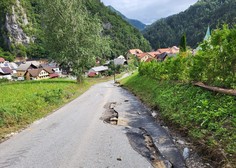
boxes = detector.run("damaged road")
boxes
[0,80,209,168]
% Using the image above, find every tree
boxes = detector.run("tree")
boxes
[41,0,110,82]
[179,33,187,52]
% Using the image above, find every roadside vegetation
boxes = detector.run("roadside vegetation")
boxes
[0,77,115,140]
[121,73,236,166]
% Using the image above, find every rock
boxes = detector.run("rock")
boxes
[183,147,190,160]
[177,140,185,145]
[110,117,118,121]
[117,157,122,161]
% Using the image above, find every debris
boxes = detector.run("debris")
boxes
[183,147,190,160]
[117,157,122,161]
[177,140,185,145]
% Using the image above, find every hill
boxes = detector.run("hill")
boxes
[107,5,146,31]
[142,0,236,49]
[0,0,151,60]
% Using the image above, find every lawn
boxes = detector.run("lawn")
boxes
[0,76,115,139]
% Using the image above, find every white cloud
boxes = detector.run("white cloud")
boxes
[100,0,198,24]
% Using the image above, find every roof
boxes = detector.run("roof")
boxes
[0,67,13,74]
[43,66,54,74]
[157,46,179,55]
[204,26,211,41]
[114,56,127,65]
[148,51,159,58]
[27,68,42,77]
[8,62,18,70]
[91,66,108,72]
[128,49,143,55]
[49,73,59,78]
[136,53,152,59]
[17,63,32,71]
[157,52,168,60]
[88,72,97,77]
[0,57,5,63]
[17,63,37,71]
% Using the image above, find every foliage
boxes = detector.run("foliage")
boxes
[0,47,15,61]
[121,73,236,166]
[139,25,236,89]
[143,0,236,49]
[0,0,151,61]
[179,33,187,52]
[84,0,151,58]
[41,0,110,82]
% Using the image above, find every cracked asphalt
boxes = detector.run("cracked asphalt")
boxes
[0,80,186,168]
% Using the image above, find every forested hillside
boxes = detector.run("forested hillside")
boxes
[107,5,146,31]
[84,0,151,57]
[143,0,236,49]
[0,0,151,60]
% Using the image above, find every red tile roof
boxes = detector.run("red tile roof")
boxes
[128,49,143,55]
[148,51,159,58]
[49,73,59,78]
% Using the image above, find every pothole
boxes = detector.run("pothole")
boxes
[126,128,173,168]
[101,102,118,125]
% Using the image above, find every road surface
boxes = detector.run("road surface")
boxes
[0,81,186,168]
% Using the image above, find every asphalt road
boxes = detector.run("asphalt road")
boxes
[0,81,185,168]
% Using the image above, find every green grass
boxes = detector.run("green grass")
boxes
[121,72,236,166]
[0,76,115,139]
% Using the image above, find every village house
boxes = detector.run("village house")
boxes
[0,67,13,80]
[156,46,180,61]
[127,49,143,58]
[88,66,108,77]
[25,67,54,80]
[136,53,155,62]
[16,63,38,80]
[114,55,127,65]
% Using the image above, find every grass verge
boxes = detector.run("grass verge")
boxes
[120,72,236,167]
[0,76,115,140]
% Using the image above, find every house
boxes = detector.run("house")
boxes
[136,53,154,62]
[16,63,38,80]
[114,55,127,65]
[157,46,179,55]
[0,67,13,80]
[147,51,159,58]
[156,46,179,61]
[127,49,143,56]
[88,66,108,77]
[25,67,55,80]
[156,52,168,61]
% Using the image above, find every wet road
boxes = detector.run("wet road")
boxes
[0,81,185,168]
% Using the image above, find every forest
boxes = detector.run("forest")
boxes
[142,0,236,49]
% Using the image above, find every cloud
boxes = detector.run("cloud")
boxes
[100,0,198,24]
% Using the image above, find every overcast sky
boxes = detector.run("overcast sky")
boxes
[100,0,198,25]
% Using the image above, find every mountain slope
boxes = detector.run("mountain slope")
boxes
[84,0,151,57]
[0,0,151,59]
[142,0,236,49]
[107,5,146,31]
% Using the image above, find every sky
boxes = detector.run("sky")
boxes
[100,0,199,25]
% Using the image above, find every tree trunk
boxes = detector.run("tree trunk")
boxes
[194,82,236,96]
